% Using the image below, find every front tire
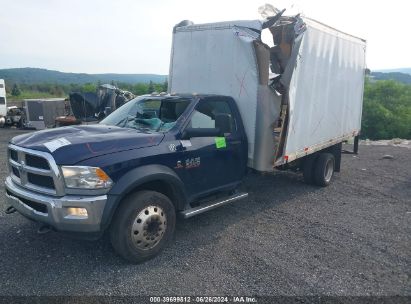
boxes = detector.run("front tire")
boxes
[110,190,176,263]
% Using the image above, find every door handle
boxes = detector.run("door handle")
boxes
[230,140,241,145]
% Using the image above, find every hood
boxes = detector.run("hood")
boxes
[10,125,164,165]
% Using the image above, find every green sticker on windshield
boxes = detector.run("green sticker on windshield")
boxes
[215,137,226,149]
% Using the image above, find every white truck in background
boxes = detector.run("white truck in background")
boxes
[0,79,7,126]
[0,80,27,128]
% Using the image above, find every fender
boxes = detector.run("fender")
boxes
[100,164,188,230]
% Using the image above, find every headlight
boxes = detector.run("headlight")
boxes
[61,166,113,189]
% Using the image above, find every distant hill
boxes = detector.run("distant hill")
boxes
[375,68,411,75]
[0,68,167,85]
[370,72,411,84]
[1,67,410,86]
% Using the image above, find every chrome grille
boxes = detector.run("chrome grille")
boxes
[8,144,65,196]
[26,154,50,170]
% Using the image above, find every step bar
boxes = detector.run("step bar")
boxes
[179,192,248,219]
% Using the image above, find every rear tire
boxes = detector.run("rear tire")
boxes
[110,190,176,263]
[313,153,335,187]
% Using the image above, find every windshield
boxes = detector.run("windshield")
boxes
[100,96,191,132]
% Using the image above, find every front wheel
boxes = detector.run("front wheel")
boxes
[110,190,176,263]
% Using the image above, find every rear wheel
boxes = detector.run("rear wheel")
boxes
[313,153,335,187]
[110,190,175,263]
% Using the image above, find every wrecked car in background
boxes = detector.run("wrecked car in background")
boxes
[55,84,135,126]
[2,106,26,128]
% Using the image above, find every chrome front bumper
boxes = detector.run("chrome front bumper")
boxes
[5,176,107,233]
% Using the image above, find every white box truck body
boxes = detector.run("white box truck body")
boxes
[169,15,366,172]
[0,79,7,117]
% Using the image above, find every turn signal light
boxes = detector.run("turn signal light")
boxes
[66,207,88,218]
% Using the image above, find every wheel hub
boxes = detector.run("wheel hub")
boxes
[146,220,161,236]
[131,205,167,250]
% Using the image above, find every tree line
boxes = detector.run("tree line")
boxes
[4,79,411,140]
[361,79,410,140]
[7,80,168,98]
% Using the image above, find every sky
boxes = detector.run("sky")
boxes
[0,0,409,74]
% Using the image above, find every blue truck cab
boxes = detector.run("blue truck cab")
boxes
[5,94,249,262]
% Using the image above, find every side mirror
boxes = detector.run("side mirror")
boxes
[215,113,232,135]
[182,127,221,139]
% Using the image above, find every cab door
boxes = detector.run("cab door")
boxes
[179,97,244,197]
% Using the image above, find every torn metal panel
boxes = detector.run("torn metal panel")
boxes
[253,40,271,85]
[253,40,282,171]
[253,85,281,171]
[262,9,286,29]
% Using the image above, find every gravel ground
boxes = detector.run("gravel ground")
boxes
[0,129,409,297]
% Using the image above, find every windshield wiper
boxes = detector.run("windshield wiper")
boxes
[115,115,135,127]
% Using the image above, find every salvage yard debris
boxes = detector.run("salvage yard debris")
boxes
[361,138,411,149]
